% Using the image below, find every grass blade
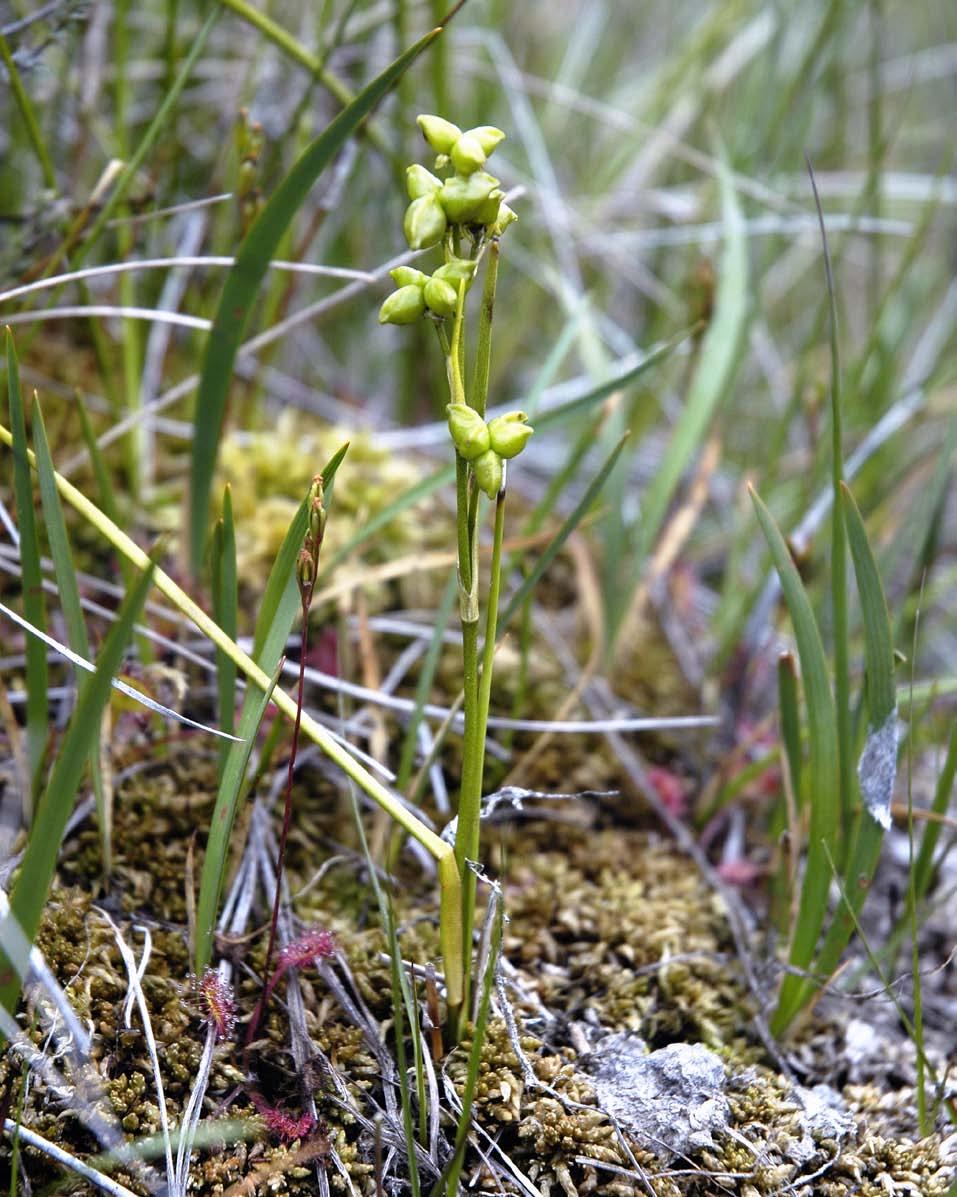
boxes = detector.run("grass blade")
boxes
[188,26,442,573]
[211,485,238,776]
[0,31,56,191]
[5,330,47,803]
[32,397,113,871]
[750,486,839,1033]
[195,446,349,973]
[911,722,957,906]
[809,484,897,983]
[0,558,157,1018]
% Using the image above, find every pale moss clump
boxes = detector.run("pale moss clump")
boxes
[216,410,448,603]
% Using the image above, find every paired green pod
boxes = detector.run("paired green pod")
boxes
[424,276,459,318]
[406,164,442,200]
[404,194,447,250]
[379,284,426,325]
[440,171,500,224]
[447,403,491,460]
[389,266,429,288]
[488,411,533,458]
[417,113,461,155]
[434,257,476,288]
[473,449,504,499]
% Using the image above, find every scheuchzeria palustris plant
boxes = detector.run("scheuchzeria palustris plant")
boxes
[380,115,530,1036]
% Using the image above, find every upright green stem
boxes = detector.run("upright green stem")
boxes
[470,240,499,418]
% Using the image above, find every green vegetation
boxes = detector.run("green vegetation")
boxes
[0,2,955,1194]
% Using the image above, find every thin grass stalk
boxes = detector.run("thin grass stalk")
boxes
[5,333,46,805]
[0,32,56,191]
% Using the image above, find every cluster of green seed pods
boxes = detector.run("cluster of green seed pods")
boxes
[447,405,533,498]
[379,114,516,328]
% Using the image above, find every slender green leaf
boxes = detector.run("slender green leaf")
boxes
[32,399,112,871]
[777,651,803,813]
[0,32,56,191]
[810,485,897,984]
[211,485,238,776]
[188,27,441,573]
[751,487,840,1033]
[0,559,156,1017]
[5,331,47,800]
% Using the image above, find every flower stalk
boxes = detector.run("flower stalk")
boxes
[379,114,532,1038]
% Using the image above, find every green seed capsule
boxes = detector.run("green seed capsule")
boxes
[469,125,506,156]
[472,188,504,227]
[490,202,518,237]
[379,284,426,325]
[406,163,442,200]
[447,404,491,461]
[403,194,447,250]
[450,131,487,174]
[473,449,504,498]
[439,171,499,224]
[487,411,533,458]
[389,266,430,288]
[417,114,461,155]
[424,276,459,318]
[433,257,476,288]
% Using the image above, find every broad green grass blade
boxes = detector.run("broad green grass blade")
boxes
[195,445,348,972]
[5,331,47,801]
[211,485,238,776]
[808,158,854,859]
[32,398,112,872]
[188,27,441,573]
[620,152,746,637]
[0,32,56,191]
[810,484,897,984]
[0,559,156,1018]
[751,487,839,1034]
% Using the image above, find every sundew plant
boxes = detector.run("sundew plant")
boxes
[0,3,955,1195]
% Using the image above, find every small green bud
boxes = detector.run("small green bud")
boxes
[487,411,533,458]
[450,130,487,174]
[389,266,429,288]
[447,403,491,461]
[403,194,447,250]
[440,171,499,224]
[379,284,426,325]
[490,202,518,237]
[473,449,504,498]
[433,257,476,288]
[406,163,442,200]
[424,276,459,318]
[417,114,461,155]
[469,126,506,157]
[472,188,504,227]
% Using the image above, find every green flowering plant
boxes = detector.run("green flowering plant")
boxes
[379,115,532,1035]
